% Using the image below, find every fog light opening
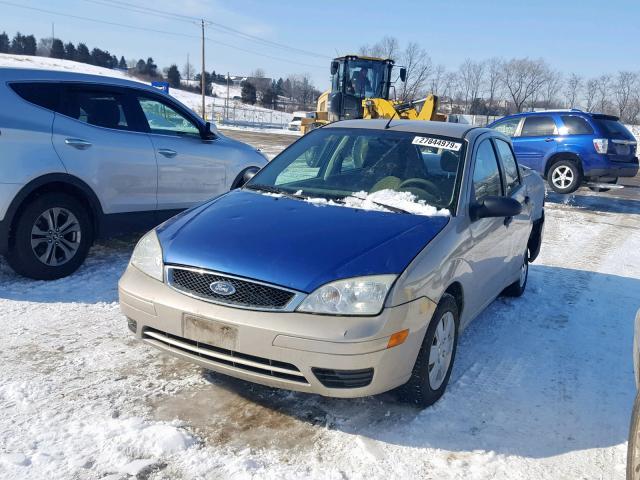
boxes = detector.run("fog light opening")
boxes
[127,318,137,333]
[387,329,409,349]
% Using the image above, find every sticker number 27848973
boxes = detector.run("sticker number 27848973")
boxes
[412,136,462,151]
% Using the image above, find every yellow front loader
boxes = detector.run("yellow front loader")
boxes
[301,55,445,134]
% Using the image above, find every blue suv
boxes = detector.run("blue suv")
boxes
[488,110,639,193]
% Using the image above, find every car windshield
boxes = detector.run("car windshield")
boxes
[246,128,465,212]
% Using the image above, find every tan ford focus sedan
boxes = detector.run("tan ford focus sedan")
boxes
[119,120,545,407]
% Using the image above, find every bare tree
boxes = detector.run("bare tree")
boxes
[182,60,194,81]
[398,42,432,102]
[541,70,563,109]
[585,78,598,112]
[597,74,612,113]
[359,36,399,60]
[250,68,266,79]
[614,71,638,122]
[564,73,582,109]
[458,59,485,113]
[485,57,503,117]
[441,71,458,111]
[429,64,446,96]
[500,58,549,112]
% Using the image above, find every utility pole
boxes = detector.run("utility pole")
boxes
[51,23,55,41]
[201,19,205,120]
[226,72,230,120]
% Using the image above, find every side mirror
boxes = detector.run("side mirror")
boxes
[399,67,407,82]
[201,121,217,140]
[470,196,522,221]
[330,61,339,75]
[233,166,260,189]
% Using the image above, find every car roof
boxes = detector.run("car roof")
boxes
[0,67,159,94]
[325,119,484,139]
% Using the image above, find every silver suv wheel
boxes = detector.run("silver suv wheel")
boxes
[30,207,82,266]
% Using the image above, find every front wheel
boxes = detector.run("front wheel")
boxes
[548,160,582,194]
[7,193,92,280]
[503,253,529,297]
[397,293,459,408]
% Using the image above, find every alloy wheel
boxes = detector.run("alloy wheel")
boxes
[30,207,82,266]
[428,311,455,390]
[551,165,574,190]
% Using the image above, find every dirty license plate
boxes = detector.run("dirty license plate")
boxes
[183,315,238,350]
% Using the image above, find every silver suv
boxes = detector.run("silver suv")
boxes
[0,68,267,280]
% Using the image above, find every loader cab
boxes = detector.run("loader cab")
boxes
[328,55,400,122]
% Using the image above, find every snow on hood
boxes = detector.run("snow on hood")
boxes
[299,189,450,217]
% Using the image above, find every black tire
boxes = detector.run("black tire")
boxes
[547,159,582,194]
[628,391,640,480]
[7,193,92,280]
[231,166,261,190]
[503,253,529,297]
[397,293,459,408]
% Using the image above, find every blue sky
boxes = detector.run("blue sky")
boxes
[2,0,639,89]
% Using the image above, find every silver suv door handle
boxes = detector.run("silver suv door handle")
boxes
[64,138,92,150]
[158,148,177,158]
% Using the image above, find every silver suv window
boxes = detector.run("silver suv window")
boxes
[473,140,503,201]
[61,86,133,131]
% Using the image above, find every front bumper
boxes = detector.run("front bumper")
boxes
[118,265,437,398]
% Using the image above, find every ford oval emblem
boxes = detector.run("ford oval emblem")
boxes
[209,281,236,296]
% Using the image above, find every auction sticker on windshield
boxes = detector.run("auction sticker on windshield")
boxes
[412,136,462,151]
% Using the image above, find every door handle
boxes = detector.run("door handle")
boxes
[158,148,177,158]
[544,138,555,142]
[504,216,513,227]
[64,138,92,150]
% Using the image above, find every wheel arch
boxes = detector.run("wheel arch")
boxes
[443,281,464,317]
[2,173,103,252]
[543,152,583,179]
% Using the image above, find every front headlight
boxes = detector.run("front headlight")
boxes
[297,275,397,315]
[130,230,164,282]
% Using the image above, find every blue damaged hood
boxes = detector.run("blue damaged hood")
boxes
[157,189,449,293]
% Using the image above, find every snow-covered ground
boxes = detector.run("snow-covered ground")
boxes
[0,54,292,125]
[0,197,638,479]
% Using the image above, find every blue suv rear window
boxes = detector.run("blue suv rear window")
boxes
[560,116,593,135]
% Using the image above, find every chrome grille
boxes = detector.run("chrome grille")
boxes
[167,266,298,310]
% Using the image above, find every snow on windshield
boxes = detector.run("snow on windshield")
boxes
[303,189,450,216]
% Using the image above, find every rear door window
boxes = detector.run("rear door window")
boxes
[491,117,521,137]
[472,140,503,202]
[60,86,133,131]
[560,115,594,135]
[520,116,556,137]
[10,82,61,111]
[494,139,521,195]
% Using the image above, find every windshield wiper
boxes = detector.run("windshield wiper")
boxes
[244,184,307,200]
[339,195,411,214]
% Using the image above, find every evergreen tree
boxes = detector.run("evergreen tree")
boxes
[10,33,36,55]
[50,39,65,59]
[275,78,284,96]
[76,43,91,64]
[64,42,76,61]
[136,59,146,75]
[23,34,36,55]
[167,64,181,88]
[0,32,9,53]
[118,56,127,69]
[145,57,158,77]
[241,81,257,105]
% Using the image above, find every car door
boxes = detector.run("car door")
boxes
[133,92,226,211]
[51,84,158,214]
[513,115,558,172]
[494,138,530,274]
[466,138,512,314]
